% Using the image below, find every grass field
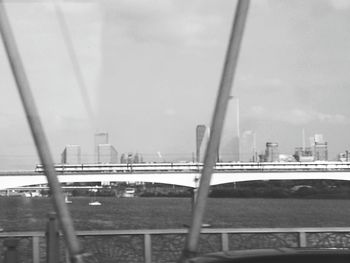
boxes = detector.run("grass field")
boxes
[1,197,350,232]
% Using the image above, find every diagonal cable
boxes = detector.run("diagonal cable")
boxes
[0,2,84,262]
[178,1,250,262]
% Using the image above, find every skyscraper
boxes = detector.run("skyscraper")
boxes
[310,134,328,161]
[314,142,328,161]
[219,97,240,162]
[61,145,81,164]
[97,144,118,163]
[241,130,256,162]
[94,132,109,162]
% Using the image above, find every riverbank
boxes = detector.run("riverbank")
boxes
[32,180,350,199]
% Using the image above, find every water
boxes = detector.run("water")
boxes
[1,197,350,232]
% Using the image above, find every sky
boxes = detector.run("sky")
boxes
[1,0,350,169]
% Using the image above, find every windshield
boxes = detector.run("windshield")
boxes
[1,1,350,263]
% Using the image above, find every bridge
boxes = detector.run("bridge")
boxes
[1,162,350,190]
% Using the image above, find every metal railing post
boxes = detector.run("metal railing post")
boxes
[221,233,229,252]
[3,239,18,263]
[46,213,60,263]
[144,234,152,263]
[32,236,40,263]
[298,232,307,247]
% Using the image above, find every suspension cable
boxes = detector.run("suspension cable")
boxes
[0,2,84,262]
[178,1,250,261]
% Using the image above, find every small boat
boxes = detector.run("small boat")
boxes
[88,201,101,206]
[88,188,101,205]
[65,195,72,204]
[122,187,135,198]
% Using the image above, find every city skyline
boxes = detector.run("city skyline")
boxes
[1,0,350,169]
[34,130,335,164]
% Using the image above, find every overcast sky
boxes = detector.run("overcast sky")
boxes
[1,0,350,169]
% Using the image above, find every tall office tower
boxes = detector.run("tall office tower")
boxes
[314,142,328,161]
[94,132,109,162]
[61,145,81,164]
[97,144,118,163]
[219,97,240,162]
[196,125,210,163]
[309,134,327,160]
[265,142,279,162]
[241,130,256,162]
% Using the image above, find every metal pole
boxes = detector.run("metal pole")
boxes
[179,1,250,261]
[46,213,60,263]
[4,239,18,263]
[0,3,83,263]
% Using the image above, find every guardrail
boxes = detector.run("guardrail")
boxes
[3,161,350,176]
[2,226,350,263]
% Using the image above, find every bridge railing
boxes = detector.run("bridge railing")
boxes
[4,161,350,176]
[2,227,350,263]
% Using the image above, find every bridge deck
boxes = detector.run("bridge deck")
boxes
[2,162,350,189]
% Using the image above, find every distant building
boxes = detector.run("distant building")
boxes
[314,134,324,144]
[196,125,209,162]
[240,130,257,162]
[307,134,328,161]
[294,147,314,162]
[314,142,328,161]
[97,144,118,163]
[299,134,328,161]
[309,134,324,148]
[338,151,350,162]
[120,152,143,164]
[219,97,240,162]
[61,145,81,164]
[120,153,127,164]
[133,153,143,163]
[264,142,279,162]
[278,154,296,162]
[232,136,240,162]
[95,132,109,162]
[258,153,266,162]
[127,153,133,164]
